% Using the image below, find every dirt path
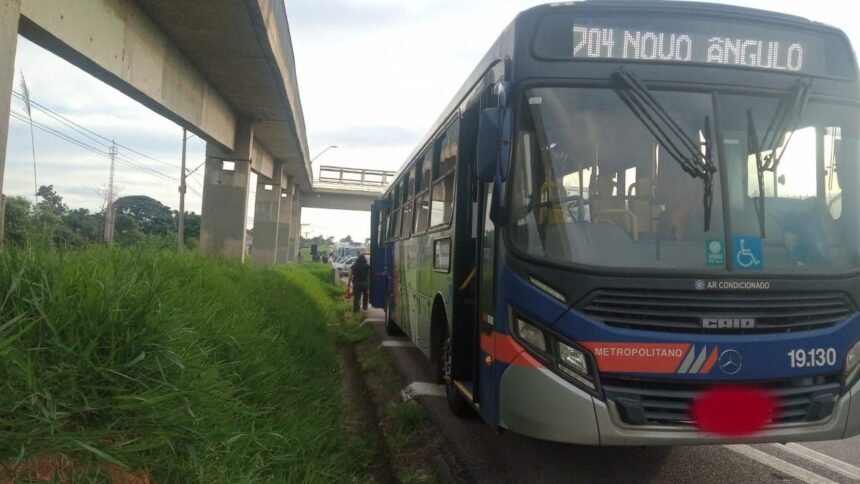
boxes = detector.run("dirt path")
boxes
[339,343,397,484]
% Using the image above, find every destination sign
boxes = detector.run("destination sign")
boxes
[532,13,856,78]
[572,26,804,72]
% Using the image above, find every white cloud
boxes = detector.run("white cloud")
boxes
[5,0,859,245]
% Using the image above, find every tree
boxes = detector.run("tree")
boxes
[114,195,174,235]
[33,185,75,246]
[340,235,353,243]
[36,185,67,216]
[174,210,201,249]
[64,208,103,244]
[3,196,33,246]
[114,213,145,246]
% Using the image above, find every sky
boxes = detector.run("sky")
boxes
[4,0,860,242]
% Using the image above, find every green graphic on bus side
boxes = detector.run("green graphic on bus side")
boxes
[706,239,725,266]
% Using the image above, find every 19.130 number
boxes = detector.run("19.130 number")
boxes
[787,348,837,368]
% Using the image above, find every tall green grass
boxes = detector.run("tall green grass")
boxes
[0,247,369,482]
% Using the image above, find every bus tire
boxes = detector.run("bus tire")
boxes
[443,332,473,418]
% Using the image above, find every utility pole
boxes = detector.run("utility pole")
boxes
[103,141,117,245]
[178,128,187,251]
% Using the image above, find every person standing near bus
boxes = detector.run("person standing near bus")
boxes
[348,254,370,312]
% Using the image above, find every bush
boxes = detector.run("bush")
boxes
[0,247,369,481]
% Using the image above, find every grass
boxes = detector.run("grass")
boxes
[353,328,441,483]
[0,246,370,482]
[360,351,387,374]
[385,402,427,451]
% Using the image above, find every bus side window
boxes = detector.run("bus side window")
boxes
[402,166,416,238]
[431,119,459,228]
[390,185,402,240]
[414,150,432,234]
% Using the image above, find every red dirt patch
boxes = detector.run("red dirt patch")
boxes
[1,454,150,484]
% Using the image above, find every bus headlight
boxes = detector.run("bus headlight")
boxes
[557,342,595,390]
[844,340,860,384]
[515,318,547,352]
[510,309,599,394]
[558,342,589,375]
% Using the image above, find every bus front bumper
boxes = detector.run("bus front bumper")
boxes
[498,360,860,446]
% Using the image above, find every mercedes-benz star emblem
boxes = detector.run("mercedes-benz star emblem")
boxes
[718,349,742,375]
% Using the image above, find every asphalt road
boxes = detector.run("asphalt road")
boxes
[362,309,860,484]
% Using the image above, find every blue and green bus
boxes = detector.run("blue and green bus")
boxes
[369,1,860,445]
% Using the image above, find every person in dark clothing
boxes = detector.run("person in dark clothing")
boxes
[349,254,370,312]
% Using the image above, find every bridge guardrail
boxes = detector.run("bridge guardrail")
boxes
[318,165,396,188]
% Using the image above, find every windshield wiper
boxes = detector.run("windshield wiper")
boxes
[760,79,812,172]
[747,79,812,238]
[614,68,717,231]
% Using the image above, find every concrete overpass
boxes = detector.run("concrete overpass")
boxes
[304,165,394,211]
[1,0,312,264]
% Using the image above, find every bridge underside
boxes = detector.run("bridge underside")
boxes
[302,188,379,211]
[0,0,312,264]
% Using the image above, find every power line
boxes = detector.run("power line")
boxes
[10,111,112,160]
[11,90,113,150]
[188,176,205,194]
[117,140,181,170]
[9,112,179,183]
[11,90,182,170]
[113,151,178,182]
[187,160,207,177]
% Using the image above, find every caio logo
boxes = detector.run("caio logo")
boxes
[702,318,756,329]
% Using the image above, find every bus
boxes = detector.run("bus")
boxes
[369,1,860,445]
[332,242,366,261]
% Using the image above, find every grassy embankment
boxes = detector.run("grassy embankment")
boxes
[0,247,370,482]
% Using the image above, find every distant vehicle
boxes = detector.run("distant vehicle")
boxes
[332,242,366,261]
[369,2,860,446]
[337,257,357,277]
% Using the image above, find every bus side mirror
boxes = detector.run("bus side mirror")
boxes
[499,108,512,181]
[477,108,501,183]
[477,107,513,183]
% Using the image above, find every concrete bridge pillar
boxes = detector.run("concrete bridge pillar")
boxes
[199,121,253,260]
[287,189,301,261]
[275,180,293,264]
[251,167,282,266]
[0,0,21,243]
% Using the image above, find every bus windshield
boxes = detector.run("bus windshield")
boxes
[509,86,860,273]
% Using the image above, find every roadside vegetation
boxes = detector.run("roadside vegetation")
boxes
[5,186,201,250]
[0,247,371,481]
[351,324,447,484]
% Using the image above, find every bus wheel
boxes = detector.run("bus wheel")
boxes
[442,332,473,417]
[385,298,402,336]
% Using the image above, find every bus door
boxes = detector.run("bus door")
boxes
[476,178,498,426]
[369,199,388,308]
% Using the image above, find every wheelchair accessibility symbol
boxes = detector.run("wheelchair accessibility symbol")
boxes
[732,236,763,270]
